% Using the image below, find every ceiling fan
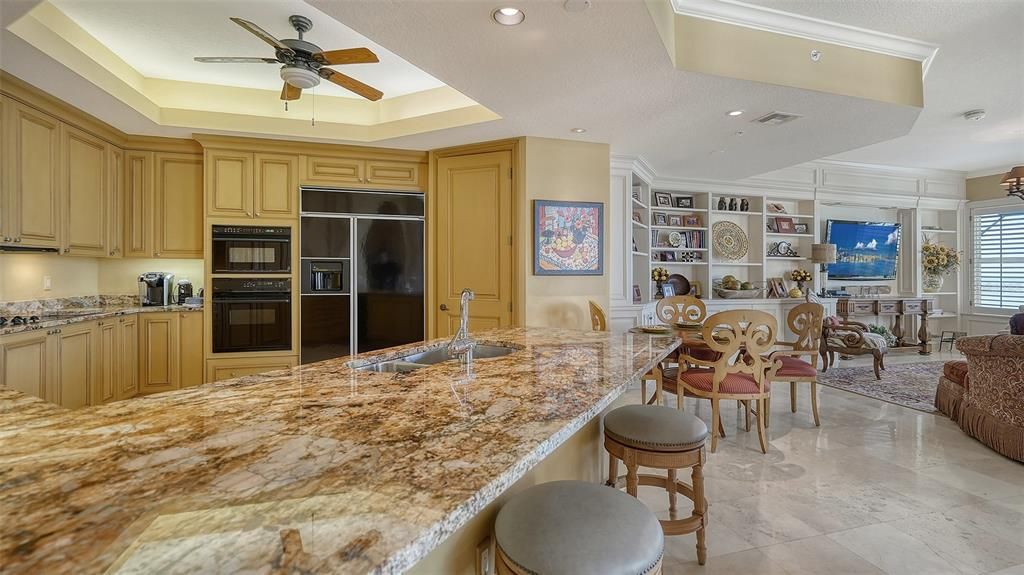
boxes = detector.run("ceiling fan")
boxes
[194,15,383,102]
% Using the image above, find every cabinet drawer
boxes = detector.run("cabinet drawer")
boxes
[902,300,925,314]
[365,160,424,190]
[206,356,298,383]
[850,301,875,315]
[877,301,899,314]
[303,156,364,185]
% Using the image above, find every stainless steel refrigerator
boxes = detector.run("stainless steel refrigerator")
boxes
[300,188,425,364]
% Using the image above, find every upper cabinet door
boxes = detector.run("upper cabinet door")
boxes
[254,153,298,219]
[106,146,124,258]
[124,150,154,258]
[206,150,254,218]
[365,160,425,191]
[61,124,108,257]
[3,100,61,248]
[302,155,365,186]
[154,152,203,258]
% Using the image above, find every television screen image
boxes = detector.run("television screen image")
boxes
[826,220,902,280]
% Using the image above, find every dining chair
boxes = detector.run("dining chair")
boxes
[665,310,779,453]
[638,296,709,406]
[763,303,825,427]
[589,300,607,332]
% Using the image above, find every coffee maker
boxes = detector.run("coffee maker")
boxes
[176,279,194,304]
[138,272,174,306]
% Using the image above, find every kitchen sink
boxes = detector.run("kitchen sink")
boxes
[352,344,519,373]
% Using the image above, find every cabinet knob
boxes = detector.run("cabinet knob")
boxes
[63,248,69,253]
[255,212,261,217]
[2,237,9,242]
[440,304,449,311]
[155,252,161,257]
[14,238,21,243]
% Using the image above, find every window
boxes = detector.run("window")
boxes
[972,207,1024,311]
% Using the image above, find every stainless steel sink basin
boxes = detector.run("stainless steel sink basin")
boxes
[352,344,519,373]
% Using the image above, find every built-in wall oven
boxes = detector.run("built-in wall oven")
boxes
[212,225,291,274]
[212,278,292,353]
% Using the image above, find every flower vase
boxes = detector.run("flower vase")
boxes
[655,281,664,299]
[923,272,944,293]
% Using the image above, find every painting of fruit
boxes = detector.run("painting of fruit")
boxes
[534,200,604,275]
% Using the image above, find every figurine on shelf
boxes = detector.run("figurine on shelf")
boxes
[717,197,727,211]
[740,198,749,212]
[729,198,738,211]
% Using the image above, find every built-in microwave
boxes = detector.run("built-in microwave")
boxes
[211,225,291,274]
[212,278,292,353]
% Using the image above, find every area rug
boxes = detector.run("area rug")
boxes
[817,361,945,413]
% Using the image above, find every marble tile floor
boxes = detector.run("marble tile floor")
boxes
[615,350,1024,574]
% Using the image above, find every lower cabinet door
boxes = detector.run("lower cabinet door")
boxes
[118,315,139,400]
[0,330,53,400]
[139,312,179,395]
[179,311,204,388]
[206,356,298,383]
[93,319,118,405]
[57,322,98,409]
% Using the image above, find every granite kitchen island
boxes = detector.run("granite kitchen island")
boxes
[0,327,678,574]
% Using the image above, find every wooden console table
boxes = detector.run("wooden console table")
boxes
[836,297,934,355]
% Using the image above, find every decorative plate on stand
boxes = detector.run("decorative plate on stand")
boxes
[712,221,748,260]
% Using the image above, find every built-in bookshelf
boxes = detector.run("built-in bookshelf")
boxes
[918,206,963,338]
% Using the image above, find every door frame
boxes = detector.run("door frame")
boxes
[428,138,524,339]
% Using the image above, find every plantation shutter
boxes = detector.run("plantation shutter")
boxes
[972,207,1024,311]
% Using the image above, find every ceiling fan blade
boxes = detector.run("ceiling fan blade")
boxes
[281,82,302,101]
[230,17,294,57]
[319,68,383,101]
[194,57,280,64]
[313,48,379,66]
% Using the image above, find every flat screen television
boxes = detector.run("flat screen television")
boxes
[825,220,902,281]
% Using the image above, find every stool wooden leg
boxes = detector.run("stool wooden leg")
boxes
[692,462,707,566]
[810,380,821,427]
[641,379,648,405]
[790,382,797,412]
[625,452,639,497]
[607,454,619,487]
[710,399,721,453]
[667,468,678,516]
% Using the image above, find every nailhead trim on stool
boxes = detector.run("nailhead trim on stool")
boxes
[494,480,664,575]
[604,405,710,565]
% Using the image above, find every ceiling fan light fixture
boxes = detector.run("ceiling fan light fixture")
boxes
[280,66,320,90]
[492,7,525,25]
[1002,166,1024,200]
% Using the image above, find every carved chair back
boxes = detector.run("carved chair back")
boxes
[701,309,777,394]
[655,296,706,325]
[589,300,607,332]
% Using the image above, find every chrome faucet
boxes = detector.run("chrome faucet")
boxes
[447,288,476,363]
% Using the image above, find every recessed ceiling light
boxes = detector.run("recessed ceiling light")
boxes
[727,110,744,117]
[492,7,525,25]
[570,128,587,134]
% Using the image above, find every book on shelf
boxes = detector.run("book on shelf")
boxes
[651,229,704,249]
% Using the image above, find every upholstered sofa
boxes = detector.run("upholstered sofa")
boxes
[941,335,1024,462]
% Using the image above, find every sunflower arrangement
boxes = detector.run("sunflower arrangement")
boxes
[651,267,670,282]
[921,242,960,276]
[790,269,813,283]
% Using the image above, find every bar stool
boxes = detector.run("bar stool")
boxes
[494,480,664,575]
[604,404,709,564]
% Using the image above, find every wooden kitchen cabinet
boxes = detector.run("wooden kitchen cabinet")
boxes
[300,155,425,191]
[206,356,298,383]
[302,155,365,186]
[153,152,203,258]
[61,124,108,257]
[0,329,53,401]
[118,315,138,400]
[138,312,179,395]
[254,153,298,218]
[206,150,298,219]
[365,160,424,190]
[124,150,154,257]
[94,319,118,405]
[107,146,124,257]
[1,98,62,249]
[179,311,204,388]
[56,321,98,409]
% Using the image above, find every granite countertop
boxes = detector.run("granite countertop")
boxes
[0,327,678,574]
[0,304,202,337]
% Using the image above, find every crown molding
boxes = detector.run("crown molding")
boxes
[967,166,1016,180]
[670,0,939,77]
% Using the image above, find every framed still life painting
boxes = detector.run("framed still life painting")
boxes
[534,200,604,275]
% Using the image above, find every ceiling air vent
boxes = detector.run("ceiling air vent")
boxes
[753,111,802,126]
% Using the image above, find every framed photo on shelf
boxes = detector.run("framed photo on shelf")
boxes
[775,217,795,233]
[683,215,701,227]
[632,285,642,304]
[654,192,673,207]
[662,251,676,262]
[653,212,668,226]
[632,211,642,223]
[690,281,702,298]
[793,222,809,234]
[675,196,694,209]
[662,284,676,298]
[766,219,777,233]
[668,215,683,227]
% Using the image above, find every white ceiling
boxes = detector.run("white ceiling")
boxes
[744,0,1024,175]
[49,0,445,99]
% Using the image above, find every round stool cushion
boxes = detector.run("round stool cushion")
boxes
[604,404,708,452]
[494,480,663,575]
